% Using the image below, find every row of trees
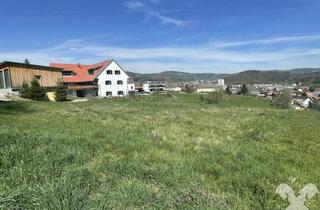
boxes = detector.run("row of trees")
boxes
[20,79,67,101]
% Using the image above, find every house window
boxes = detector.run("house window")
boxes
[118,91,124,95]
[105,80,112,85]
[34,75,42,84]
[34,75,41,80]
[117,80,123,85]
[4,70,11,88]
[88,69,94,75]
[62,71,73,76]
[115,70,121,75]
[106,92,112,97]
[106,70,113,75]
[0,71,4,89]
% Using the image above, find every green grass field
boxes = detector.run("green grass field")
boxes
[1,94,319,209]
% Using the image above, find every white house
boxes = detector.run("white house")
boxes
[50,60,131,98]
[218,79,225,87]
[127,78,135,93]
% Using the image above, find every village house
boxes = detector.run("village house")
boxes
[143,81,166,93]
[50,60,133,98]
[0,61,62,95]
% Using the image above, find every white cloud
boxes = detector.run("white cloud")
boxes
[123,0,187,26]
[123,1,145,10]
[1,35,320,73]
[212,34,320,48]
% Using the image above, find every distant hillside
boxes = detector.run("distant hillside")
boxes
[127,68,320,84]
[126,71,228,82]
[287,68,320,74]
[224,70,320,84]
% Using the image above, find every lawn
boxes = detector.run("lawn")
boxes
[0,94,319,209]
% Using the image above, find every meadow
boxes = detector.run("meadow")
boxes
[0,94,319,209]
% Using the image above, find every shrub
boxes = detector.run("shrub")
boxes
[201,91,224,104]
[272,91,292,109]
[55,82,68,101]
[20,79,45,100]
[310,101,320,111]
[225,85,232,95]
[185,84,195,93]
[30,78,45,100]
[19,81,31,99]
[239,84,248,95]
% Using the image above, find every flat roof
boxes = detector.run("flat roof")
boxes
[0,61,63,72]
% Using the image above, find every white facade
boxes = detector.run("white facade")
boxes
[97,61,129,97]
[218,79,225,87]
[128,83,135,92]
[166,87,182,92]
[143,83,150,93]
[197,88,216,93]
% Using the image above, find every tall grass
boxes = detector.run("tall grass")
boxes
[0,94,319,209]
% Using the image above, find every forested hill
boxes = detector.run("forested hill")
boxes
[126,68,320,84]
[223,70,320,84]
[126,71,228,82]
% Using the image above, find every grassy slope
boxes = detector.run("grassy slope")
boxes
[0,95,319,209]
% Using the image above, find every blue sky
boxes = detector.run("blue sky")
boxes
[0,0,320,73]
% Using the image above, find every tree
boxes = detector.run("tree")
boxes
[185,84,195,93]
[55,81,68,101]
[29,78,45,100]
[309,86,315,92]
[19,81,31,99]
[272,91,292,109]
[225,85,232,95]
[240,84,248,95]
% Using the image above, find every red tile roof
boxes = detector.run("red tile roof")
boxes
[50,60,113,83]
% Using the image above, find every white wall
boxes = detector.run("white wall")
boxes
[97,61,129,97]
[197,88,216,93]
[143,83,150,92]
[128,83,135,92]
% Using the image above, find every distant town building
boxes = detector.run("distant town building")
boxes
[218,79,225,87]
[127,78,135,93]
[143,81,166,92]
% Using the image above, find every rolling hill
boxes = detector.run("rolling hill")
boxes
[127,68,320,85]
[126,71,228,82]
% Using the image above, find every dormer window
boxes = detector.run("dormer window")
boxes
[88,69,94,75]
[115,70,121,75]
[62,71,74,76]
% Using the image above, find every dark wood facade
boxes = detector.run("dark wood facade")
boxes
[0,61,62,89]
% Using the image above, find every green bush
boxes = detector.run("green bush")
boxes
[184,84,195,93]
[201,91,224,104]
[30,78,45,100]
[19,81,31,99]
[19,79,45,100]
[55,82,68,101]
[310,101,320,111]
[225,85,232,95]
[272,91,292,109]
[239,84,248,95]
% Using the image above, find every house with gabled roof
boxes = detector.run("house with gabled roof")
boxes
[50,60,133,98]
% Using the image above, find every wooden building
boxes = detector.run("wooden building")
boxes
[0,61,63,90]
